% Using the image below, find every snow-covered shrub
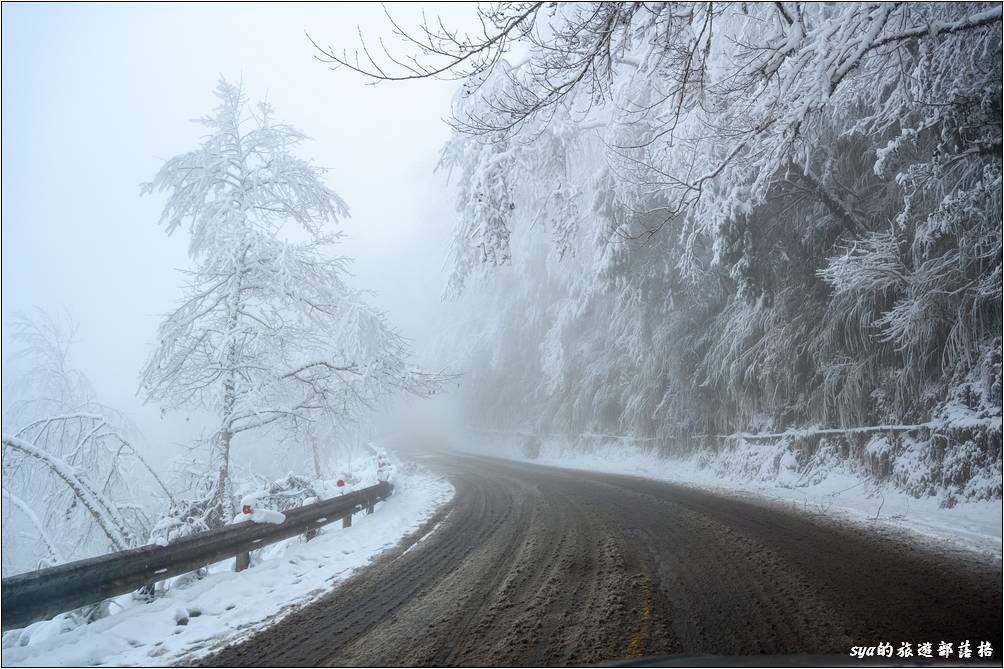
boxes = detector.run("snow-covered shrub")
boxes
[147,467,220,545]
[236,473,321,514]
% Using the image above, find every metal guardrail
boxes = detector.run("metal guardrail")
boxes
[1,481,393,631]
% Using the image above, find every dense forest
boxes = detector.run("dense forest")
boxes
[398,3,1003,500]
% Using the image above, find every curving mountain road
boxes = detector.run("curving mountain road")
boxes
[201,452,1002,666]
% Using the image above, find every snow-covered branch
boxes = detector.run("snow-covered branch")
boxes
[3,435,133,552]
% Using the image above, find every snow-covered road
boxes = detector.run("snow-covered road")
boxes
[202,451,1002,666]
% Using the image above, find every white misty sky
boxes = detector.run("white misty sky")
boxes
[1,3,474,464]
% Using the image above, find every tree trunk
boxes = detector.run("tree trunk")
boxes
[211,242,250,527]
[213,429,233,525]
[311,438,324,479]
[211,374,236,527]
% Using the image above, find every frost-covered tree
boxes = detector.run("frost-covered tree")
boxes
[2,311,166,574]
[331,4,1002,493]
[141,78,439,528]
[3,310,101,428]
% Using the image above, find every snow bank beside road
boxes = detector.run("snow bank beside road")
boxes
[1,466,453,667]
[471,435,1002,559]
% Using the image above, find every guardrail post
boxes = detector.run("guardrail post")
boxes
[366,500,374,515]
[235,550,251,572]
[136,583,156,602]
[304,528,317,541]
[342,512,352,528]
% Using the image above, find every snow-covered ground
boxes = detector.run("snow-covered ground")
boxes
[468,435,1002,560]
[1,465,453,667]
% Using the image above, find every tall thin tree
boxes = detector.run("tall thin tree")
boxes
[141,78,434,526]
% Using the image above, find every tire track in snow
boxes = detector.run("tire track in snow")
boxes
[201,452,1002,666]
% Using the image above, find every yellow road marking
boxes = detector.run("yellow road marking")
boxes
[625,574,653,659]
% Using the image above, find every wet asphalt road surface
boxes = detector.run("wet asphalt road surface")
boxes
[200,452,1002,666]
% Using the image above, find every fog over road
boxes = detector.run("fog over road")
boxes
[203,453,1002,666]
